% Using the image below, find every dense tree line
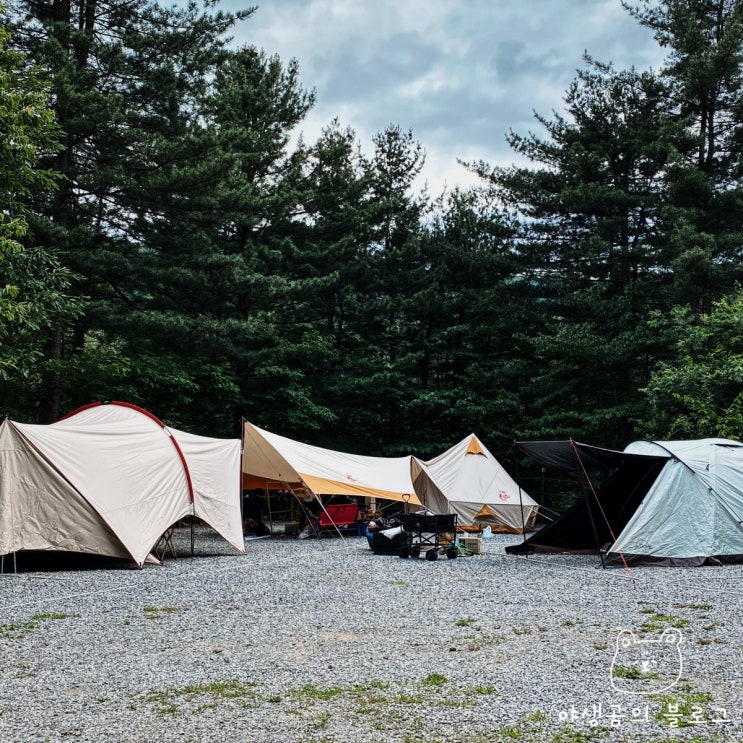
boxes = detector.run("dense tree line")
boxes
[2,0,743,472]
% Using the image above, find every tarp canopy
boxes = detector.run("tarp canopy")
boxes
[242,421,421,505]
[411,434,538,532]
[0,402,244,567]
[506,438,743,566]
[514,440,654,472]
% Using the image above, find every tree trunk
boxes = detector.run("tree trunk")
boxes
[39,327,62,422]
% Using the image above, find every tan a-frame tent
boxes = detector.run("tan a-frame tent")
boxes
[411,434,538,532]
[242,421,420,505]
[0,401,244,567]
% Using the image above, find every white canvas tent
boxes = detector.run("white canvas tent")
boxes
[242,421,421,505]
[0,402,244,567]
[411,434,538,532]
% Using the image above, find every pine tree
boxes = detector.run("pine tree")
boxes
[0,5,82,413]
[472,59,680,445]
[8,0,252,422]
[625,0,743,309]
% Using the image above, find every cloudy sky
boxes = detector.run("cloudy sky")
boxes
[224,0,667,194]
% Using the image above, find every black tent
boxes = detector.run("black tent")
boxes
[505,440,667,557]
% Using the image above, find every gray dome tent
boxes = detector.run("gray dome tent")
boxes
[506,438,743,567]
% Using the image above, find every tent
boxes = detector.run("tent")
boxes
[505,438,743,566]
[242,421,420,505]
[0,401,244,567]
[411,434,538,532]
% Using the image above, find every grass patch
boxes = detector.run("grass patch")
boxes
[0,611,73,639]
[289,684,344,701]
[142,606,182,620]
[639,613,689,632]
[652,687,715,728]
[465,632,507,651]
[455,617,476,627]
[611,664,659,680]
[550,727,604,742]
[393,691,424,704]
[310,711,332,730]
[31,612,69,621]
[463,684,496,696]
[143,679,257,715]
[420,672,447,687]
[498,725,524,739]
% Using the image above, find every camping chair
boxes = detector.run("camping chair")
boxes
[318,502,360,536]
[296,498,322,539]
[155,527,177,561]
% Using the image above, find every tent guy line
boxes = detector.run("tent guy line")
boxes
[499,554,643,584]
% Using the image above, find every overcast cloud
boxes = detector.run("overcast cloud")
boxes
[223,0,667,194]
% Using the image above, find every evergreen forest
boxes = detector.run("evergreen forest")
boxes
[2,0,743,472]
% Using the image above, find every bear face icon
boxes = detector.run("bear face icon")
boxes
[610,628,683,695]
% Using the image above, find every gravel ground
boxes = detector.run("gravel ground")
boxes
[0,527,741,743]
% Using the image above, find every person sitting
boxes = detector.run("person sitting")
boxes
[243,490,270,536]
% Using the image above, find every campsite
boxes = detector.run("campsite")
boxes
[2,400,743,742]
[0,527,741,743]
[3,0,743,739]
[2,403,743,740]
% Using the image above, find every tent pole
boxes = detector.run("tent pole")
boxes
[569,439,606,569]
[190,517,194,557]
[513,441,527,541]
[266,485,274,533]
[581,482,605,569]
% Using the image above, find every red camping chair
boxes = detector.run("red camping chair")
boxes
[318,502,360,536]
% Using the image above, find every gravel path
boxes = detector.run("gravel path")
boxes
[0,528,741,742]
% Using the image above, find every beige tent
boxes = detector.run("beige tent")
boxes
[0,402,244,567]
[242,421,421,505]
[411,434,538,532]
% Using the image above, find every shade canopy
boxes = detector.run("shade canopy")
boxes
[242,421,420,505]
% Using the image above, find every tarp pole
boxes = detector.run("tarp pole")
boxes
[512,441,528,540]
[313,495,347,542]
[582,481,606,569]
[570,440,606,568]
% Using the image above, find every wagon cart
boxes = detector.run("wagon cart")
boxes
[397,513,458,560]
